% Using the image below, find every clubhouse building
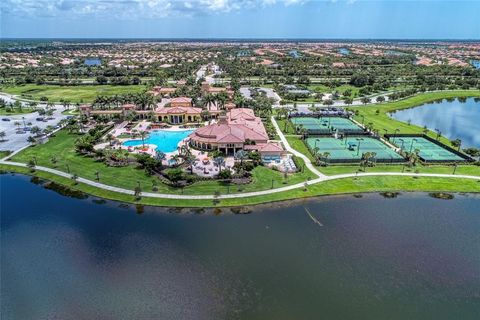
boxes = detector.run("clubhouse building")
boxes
[189,108,283,156]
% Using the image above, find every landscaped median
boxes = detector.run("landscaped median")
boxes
[1,163,479,208]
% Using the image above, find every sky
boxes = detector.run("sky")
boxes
[1,0,479,39]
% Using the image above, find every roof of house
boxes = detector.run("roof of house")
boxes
[189,108,268,145]
[171,97,192,104]
[155,106,202,115]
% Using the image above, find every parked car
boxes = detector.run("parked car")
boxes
[36,117,44,121]
[2,118,11,121]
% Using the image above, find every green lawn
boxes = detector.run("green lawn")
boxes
[8,130,316,195]
[2,164,479,207]
[351,90,480,148]
[0,84,146,103]
[0,107,36,115]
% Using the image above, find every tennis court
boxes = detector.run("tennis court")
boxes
[291,117,364,135]
[305,137,404,163]
[390,136,465,162]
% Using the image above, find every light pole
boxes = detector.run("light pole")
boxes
[356,138,364,156]
[361,115,365,125]
[409,138,418,153]
[453,162,458,175]
[22,116,26,129]
[393,128,399,143]
[398,138,405,151]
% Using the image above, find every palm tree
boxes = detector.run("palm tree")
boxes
[184,154,197,174]
[452,139,462,151]
[139,131,148,148]
[313,146,320,156]
[277,107,289,120]
[155,150,166,164]
[361,97,371,105]
[170,154,181,166]
[235,150,248,165]
[213,156,225,171]
[0,131,6,142]
[106,134,114,146]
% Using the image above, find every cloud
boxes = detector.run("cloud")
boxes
[0,0,310,19]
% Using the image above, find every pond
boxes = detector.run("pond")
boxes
[471,60,480,69]
[339,48,350,55]
[122,129,194,153]
[2,174,479,320]
[84,58,101,66]
[389,97,480,148]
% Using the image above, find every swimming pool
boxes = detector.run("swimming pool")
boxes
[122,130,194,153]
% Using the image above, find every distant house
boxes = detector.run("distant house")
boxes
[155,105,202,124]
[148,86,176,97]
[170,97,192,108]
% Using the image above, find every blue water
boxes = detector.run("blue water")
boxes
[339,48,350,55]
[471,60,480,69]
[2,174,480,319]
[289,50,301,58]
[84,58,101,66]
[122,130,194,152]
[390,98,480,148]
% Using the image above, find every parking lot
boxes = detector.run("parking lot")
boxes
[0,99,69,152]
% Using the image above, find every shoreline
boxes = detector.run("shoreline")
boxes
[2,164,479,208]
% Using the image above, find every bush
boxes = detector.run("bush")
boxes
[217,169,232,179]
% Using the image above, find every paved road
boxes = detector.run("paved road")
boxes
[0,93,70,152]
[1,116,478,201]
[196,63,222,84]
[1,160,478,200]
[240,87,282,107]
[271,115,324,178]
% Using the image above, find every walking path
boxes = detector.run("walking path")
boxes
[271,116,325,178]
[1,160,478,200]
[1,116,478,201]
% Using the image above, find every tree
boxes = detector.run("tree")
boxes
[155,151,166,167]
[218,169,232,180]
[27,159,36,171]
[31,126,42,136]
[214,156,225,171]
[361,97,371,105]
[183,154,197,174]
[165,168,184,183]
[451,139,462,151]
[139,130,148,148]
[71,173,79,184]
[376,96,385,103]
[27,136,36,144]
[235,150,248,165]
[0,131,6,142]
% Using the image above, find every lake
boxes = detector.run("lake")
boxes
[1,174,479,320]
[84,58,102,66]
[339,48,350,55]
[389,97,480,148]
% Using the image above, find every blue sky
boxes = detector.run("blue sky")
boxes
[1,0,479,39]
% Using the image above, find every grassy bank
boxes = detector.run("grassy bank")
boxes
[0,84,146,103]
[351,90,480,148]
[2,164,479,207]
[8,130,316,195]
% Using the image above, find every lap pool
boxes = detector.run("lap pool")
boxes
[122,130,194,153]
